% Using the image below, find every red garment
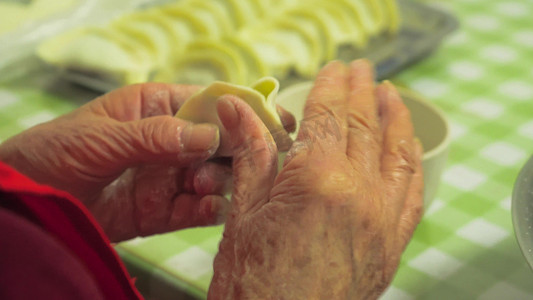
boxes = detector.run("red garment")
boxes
[0,161,142,300]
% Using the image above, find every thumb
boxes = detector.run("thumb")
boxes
[108,115,219,169]
[216,95,278,215]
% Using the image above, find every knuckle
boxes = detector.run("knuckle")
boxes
[284,140,309,165]
[98,122,135,153]
[305,100,339,119]
[140,117,173,152]
[139,83,173,117]
[138,82,165,100]
[306,113,342,140]
[307,169,356,204]
[347,110,379,134]
[235,137,277,171]
[307,86,345,110]
[347,117,381,148]
[388,140,416,175]
[313,74,337,87]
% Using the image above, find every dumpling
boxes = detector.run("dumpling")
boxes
[176,77,287,154]
[37,27,152,84]
[154,39,247,85]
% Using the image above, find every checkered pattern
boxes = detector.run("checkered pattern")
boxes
[387,0,533,298]
[0,88,75,142]
[1,0,533,299]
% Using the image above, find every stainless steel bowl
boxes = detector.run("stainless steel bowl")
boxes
[512,155,533,269]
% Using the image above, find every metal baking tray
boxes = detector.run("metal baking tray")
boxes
[363,0,458,80]
[55,0,459,92]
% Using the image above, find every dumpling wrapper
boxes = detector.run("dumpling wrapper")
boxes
[155,39,247,85]
[312,1,369,47]
[286,9,337,61]
[220,0,259,28]
[384,0,401,34]
[269,19,322,77]
[239,28,292,78]
[37,27,152,84]
[223,36,269,84]
[176,77,288,156]
[112,11,179,67]
[187,0,234,35]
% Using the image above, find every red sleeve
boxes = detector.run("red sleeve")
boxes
[0,161,143,300]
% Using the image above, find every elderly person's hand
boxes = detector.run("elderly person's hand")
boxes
[0,83,294,242]
[209,60,424,299]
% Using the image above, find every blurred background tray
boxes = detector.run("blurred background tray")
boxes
[52,0,459,92]
[346,0,458,79]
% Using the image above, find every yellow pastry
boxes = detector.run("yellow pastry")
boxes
[176,76,283,141]
[267,18,322,77]
[157,39,247,85]
[36,0,402,87]
[223,36,269,84]
[37,27,152,84]
[285,8,337,61]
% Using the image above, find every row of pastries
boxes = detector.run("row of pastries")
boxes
[37,0,400,87]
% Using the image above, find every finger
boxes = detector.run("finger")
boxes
[90,83,202,121]
[212,104,295,155]
[379,81,416,213]
[217,94,278,214]
[131,165,181,237]
[346,59,381,172]
[272,105,295,152]
[397,139,424,250]
[277,105,297,133]
[101,116,219,175]
[347,59,378,127]
[291,61,349,158]
[190,161,233,196]
[130,166,230,237]
[271,124,294,153]
[217,122,292,157]
[167,194,230,231]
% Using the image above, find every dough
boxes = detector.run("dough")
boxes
[156,39,247,85]
[36,27,152,84]
[36,0,401,87]
[176,76,284,144]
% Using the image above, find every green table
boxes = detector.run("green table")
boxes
[2,0,533,298]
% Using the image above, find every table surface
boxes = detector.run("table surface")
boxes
[1,0,533,299]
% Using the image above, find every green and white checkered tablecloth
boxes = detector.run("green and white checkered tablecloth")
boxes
[1,0,533,299]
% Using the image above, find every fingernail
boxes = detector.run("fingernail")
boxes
[277,106,297,133]
[322,60,346,72]
[326,59,342,66]
[181,123,219,152]
[382,80,401,102]
[350,58,372,68]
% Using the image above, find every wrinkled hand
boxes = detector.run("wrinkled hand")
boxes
[0,83,295,242]
[209,60,424,299]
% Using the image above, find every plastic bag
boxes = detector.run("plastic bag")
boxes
[0,0,148,82]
